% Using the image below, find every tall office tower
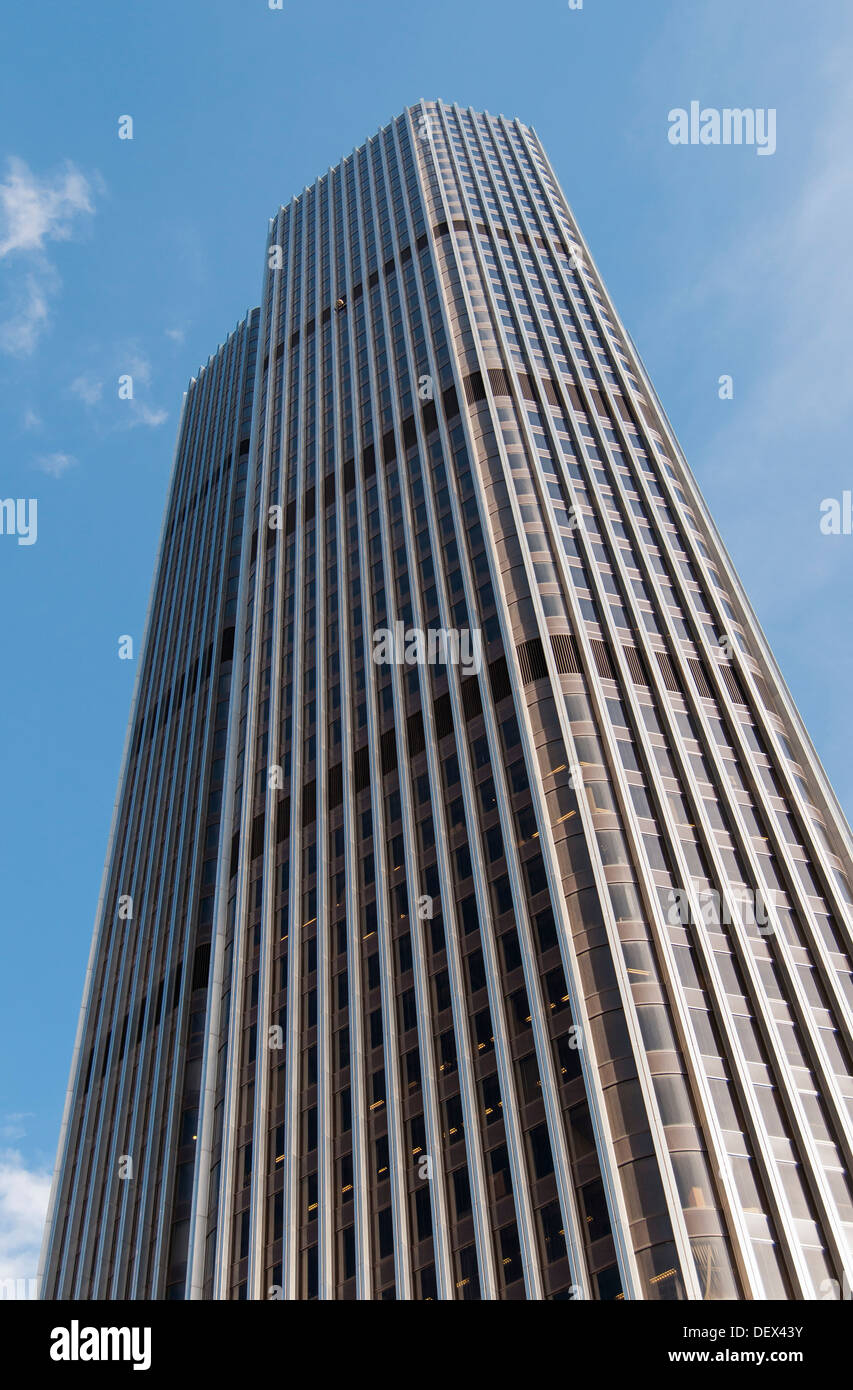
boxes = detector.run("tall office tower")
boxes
[41,103,853,1304]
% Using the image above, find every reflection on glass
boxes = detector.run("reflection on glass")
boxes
[672,1150,715,1212]
[609,881,644,923]
[653,1072,695,1128]
[622,938,658,984]
[637,1241,686,1301]
[730,1154,764,1216]
[691,1236,739,1300]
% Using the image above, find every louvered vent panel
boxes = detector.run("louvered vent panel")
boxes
[688,657,713,699]
[463,370,486,404]
[655,650,681,693]
[551,632,581,675]
[433,693,454,739]
[488,656,511,703]
[461,676,483,721]
[381,729,397,775]
[623,645,648,686]
[487,367,512,397]
[407,710,425,756]
[517,636,548,684]
[327,765,342,808]
[719,664,747,705]
[353,745,370,792]
[301,780,316,826]
[591,639,615,680]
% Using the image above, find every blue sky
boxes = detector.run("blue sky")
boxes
[1,0,851,1283]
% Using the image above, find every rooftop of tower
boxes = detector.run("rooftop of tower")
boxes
[273,99,535,215]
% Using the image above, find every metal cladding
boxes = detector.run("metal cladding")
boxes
[41,102,853,1302]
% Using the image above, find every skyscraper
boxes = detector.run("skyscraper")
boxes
[41,101,853,1302]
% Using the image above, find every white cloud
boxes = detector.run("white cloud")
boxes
[0,158,94,356]
[70,374,103,406]
[122,351,153,389]
[116,347,168,428]
[0,158,93,259]
[61,346,168,432]
[22,409,42,431]
[0,1116,32,1146]
[34,451,77,478]
[0,266,56,356]
[129,403,168,428]
[165,327,186,344]
[0,1147,51,1292]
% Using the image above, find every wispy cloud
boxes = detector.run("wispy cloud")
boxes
[70,374,103,406]
[165,327,186,344]
[129,402,168,428]
[631,2,853,811]
[0,1115,33,1146]
[686,57,853,608]
[34,451,77,478]
[0,158,95,357]
[63,348,168,432]
[118,348,168,428]
[0,265,57,356]
[22,409,42,431]
[0,158,93,259]
[0,1146,51,1289]
[122,350,152,389]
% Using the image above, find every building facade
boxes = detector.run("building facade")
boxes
[41,102,853,1301]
